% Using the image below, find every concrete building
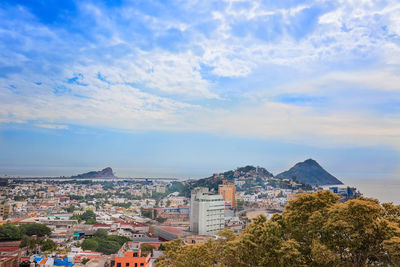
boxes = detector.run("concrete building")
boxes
[189,187,225,236]
[218,180,237,209]
[155,185,166,194]
[114,242,152,267]
[0,204,12,219]
[158,205,189,221]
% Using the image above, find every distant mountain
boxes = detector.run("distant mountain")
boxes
[276,159,342,185]
[71,167,115,179]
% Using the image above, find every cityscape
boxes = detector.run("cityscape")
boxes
[1,0,400,266]
[0,162,361,266]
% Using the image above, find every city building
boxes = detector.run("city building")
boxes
[189,187,225,236]
[157,205,189,221]
[155,185,166,194]
[329,186,359,200]
[113,242,152,267]
[218,180,237,209]
[0,204,12,219]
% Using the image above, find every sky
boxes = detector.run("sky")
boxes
[0,0,399,180]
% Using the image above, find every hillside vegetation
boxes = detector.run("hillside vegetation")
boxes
[156,191,400,267]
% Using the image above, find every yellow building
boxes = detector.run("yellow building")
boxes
[0,204,12,219]
[218,180,236,209]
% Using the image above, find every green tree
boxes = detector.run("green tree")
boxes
[19,236,41,253]
[81,258,90,264]
[141,208,153,219]
[236,198,244,211]
[71,210,97,224]
[155,191,400,267]
[20,223,51,237]
[94,229,108,239]
[141,243,156,256]
[96,240,121,254]
[0,223,21,240]
[63,205,76,213]
[81,210,97,223]
[106,235,130,246]
[81,239,99,251]
[41,238,56,252]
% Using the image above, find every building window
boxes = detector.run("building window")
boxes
[117,263,121,267]
[126,264,129,267]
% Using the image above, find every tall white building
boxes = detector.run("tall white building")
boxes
[190,187,225,236]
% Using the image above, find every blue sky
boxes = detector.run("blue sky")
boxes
[0,0,399,179]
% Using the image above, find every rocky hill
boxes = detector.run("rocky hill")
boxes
[276,159,342,185]
[185,165,274,193]
[71,167,115,179]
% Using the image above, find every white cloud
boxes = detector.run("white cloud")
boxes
[35,124,69,130]
[189,102,400,149]
[1,0,400,150]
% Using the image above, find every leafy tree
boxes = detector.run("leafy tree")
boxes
[141,208,153,219]
[96,240,121,254]
[81,239,99,251]
[141,243,156,256]
[19,236,41,253]
[236,198,244,211]
[94,229,108,239]
[155,217,167,223]
[81,258,90,264]
[0,223,21,240]
[106,235,130,246]
[41,238,56,252]
[71,210,97,224]
[80,210,97,223]
[85,218,97,224]
[155,191,400,267]
[20,223,51,237]
[63,205,76,213]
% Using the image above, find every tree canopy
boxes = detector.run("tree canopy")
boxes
[96,240,121,255]
[0,223,51,241]
[20,223,51,237]
[156,190,400,267]
[81,238,99,251]
[71,210,97,224]
[80,233,129,254]
[141,243,156,256]
[41,238,57,252]
[0,223,22,240]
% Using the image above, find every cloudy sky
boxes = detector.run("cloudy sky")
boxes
[0,0,399,179]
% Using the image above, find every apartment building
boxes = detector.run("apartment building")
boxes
[218,180,237,209]
[189,187,225,236]
[0,204,12,219]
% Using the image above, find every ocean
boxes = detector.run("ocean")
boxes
[339,179,400,205]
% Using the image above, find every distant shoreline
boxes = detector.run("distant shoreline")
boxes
[0,176,178,181]
[326,179,400,205]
